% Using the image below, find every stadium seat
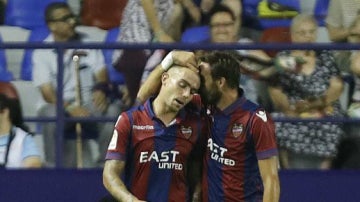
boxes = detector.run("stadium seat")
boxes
[260,26,291,57]
[103,27,125,84]
[80,0,127,30]
[5,0,66,30]
[21,27,50,81]
[181,26,210,43]
[313,0,330,26]
[257,0,300,29]
[0,35,13,82]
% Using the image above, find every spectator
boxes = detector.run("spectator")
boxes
[205,4,272,106]
[0,93,42,168]
[268,14,345,169]
[325,0,360,74]
[103,52,205,202]
[112,0,185,106]
[325,0,360,42]
[32,2,122,168]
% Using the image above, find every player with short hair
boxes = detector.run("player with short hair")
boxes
[103,52,207,202]
[137,50,280,202]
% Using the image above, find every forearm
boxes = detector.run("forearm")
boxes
[263,177,280,202]
[259,157,280,202]
[141,0,163,35]
[103,161,134,201]
[136,65,164,104]
[327,25,349,42]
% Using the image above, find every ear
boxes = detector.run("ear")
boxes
[217,77,226,88]
[161,72,170,85]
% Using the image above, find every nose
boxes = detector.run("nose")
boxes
[182,87,191,99]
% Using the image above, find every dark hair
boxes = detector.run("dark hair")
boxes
[199,51,240,89]
[0,94,9,111]
[209,4,236,22]
[0,93,30,133]
[45,2,70,23]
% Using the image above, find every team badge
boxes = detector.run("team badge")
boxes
[180,126,192,139]
[232,123,243,138]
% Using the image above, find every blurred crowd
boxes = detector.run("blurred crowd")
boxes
[1,0,360,170]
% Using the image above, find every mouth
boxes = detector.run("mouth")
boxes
[174,99,185,106]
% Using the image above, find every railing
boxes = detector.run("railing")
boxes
[1,42,360,167]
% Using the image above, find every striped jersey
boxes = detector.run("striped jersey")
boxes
[202,95,278,202]
[106,98,206,202]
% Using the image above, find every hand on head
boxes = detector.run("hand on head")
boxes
[161,51,199,73]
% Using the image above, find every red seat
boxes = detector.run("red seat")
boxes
[260,26,291,57]
[80,0,127,30]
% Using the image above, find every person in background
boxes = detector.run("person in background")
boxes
[0,93,42,168]
[112,0,194,106]
[325,0,360,73]
[325,0,360,43]
[103,51,206,202]
[32,2,121,168]
[137,50,280,202]
[268,14,344,169]
[205,4,272,107]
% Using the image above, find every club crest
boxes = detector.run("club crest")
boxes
[181,126,192,139]
[232,123,243,138]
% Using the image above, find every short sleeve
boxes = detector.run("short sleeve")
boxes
[250,110,278,160]
[105,112,132,161]
[22,135,41,160]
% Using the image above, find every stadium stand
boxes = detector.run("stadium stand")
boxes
[4,0,66,30]
[80,0,127,30]
[0,35,13,81]
[181,26,210,43]
[103,27,125,84]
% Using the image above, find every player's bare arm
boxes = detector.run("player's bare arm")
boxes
[103,160,146,202]
[258,156,280,202]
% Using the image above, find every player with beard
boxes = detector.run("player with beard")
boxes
[137,50,280,202]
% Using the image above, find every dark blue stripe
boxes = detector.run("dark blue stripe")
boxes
[207,113,230,201]
[146,120,177,202]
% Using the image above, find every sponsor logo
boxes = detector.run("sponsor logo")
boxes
[132,125,154,130]
[139,150,183,170]
[207,138,235,166]
[108,130,118,150]
[256,110,267,122]
[180,126,192,139]
[232,123,243,138]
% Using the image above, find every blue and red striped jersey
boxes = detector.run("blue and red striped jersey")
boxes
[202,95,278,202]
[106,98,206,202]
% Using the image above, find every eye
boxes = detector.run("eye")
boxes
[190,89,198,95]
[178,81,187,88]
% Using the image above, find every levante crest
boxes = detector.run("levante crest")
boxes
[180,126,192,139]
[232,123,243,138]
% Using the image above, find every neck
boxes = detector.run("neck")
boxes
[152,98,177,126]
[216,88,238,111]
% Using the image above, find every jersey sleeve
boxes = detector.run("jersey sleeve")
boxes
[250,110,278,160]
[105,112,132,161]
[22,135,41,160]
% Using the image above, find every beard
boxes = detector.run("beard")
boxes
[200,83,221,105]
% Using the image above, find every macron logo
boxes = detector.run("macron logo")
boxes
[133,125,154,130]
[256,110,267,122]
